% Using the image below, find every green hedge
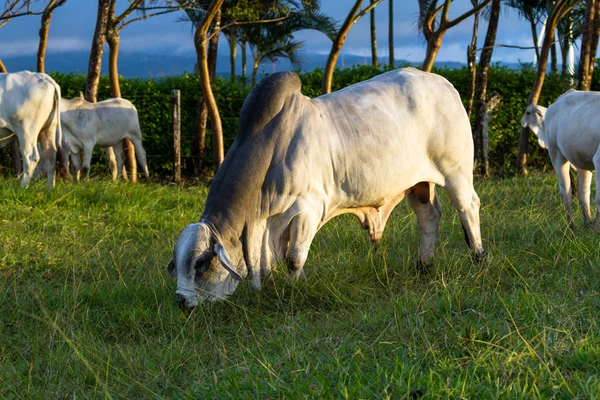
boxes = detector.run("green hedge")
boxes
[1,65,585,177]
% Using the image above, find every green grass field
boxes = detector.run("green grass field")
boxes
[1,172,599,399]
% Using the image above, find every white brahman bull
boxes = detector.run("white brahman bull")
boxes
[59,95,149,181]
[521,89,600,229]
[167,68,485,309]
[0,71,62,187]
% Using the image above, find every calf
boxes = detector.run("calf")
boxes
[60,95,149,181]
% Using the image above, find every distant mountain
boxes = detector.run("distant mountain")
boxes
[1,50,472,79]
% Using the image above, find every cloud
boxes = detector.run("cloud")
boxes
[0,37,89,56]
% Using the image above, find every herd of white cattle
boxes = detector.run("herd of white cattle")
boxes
[0,70,149,188]
[1,68,597,308]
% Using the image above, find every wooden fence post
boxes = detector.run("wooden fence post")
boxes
[172,89,181,183]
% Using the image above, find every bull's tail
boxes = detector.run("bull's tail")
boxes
[42,74,69,180]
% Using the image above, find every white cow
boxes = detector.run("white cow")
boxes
[0,71,62,187]
[521,89,600,229]
[167,68,485,309]
[59,95,149,181]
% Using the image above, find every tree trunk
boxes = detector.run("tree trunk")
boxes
[192,11,220,174]
[421,35,443,72]
[529,19,540,61]
[85,0,110,103]
[107,26,137,183]
[323,0,364,94]
[472,0,500,177]
[370,0,378,68]
[588,1,600,81]
[388,0,394,67]
[578,0,595,90]
[194,1,225,168]
[37,2,55,73]
[252,57,259,87]
[518,19,557,174]
[241,38,247,86]
[229,26,237,82]
[551,41,558,75]
[466,0,480,119]
[0,59,6,72]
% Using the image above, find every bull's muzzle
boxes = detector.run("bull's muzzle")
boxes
[175,293,196,312]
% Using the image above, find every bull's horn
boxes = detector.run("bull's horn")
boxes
[166,258,176,277]
[214,242,243,281]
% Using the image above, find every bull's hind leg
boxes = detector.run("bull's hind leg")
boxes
[407,182,442,271]
[444,175,485,260]
[38,125,57,188]
[13,126,40,187]
[577,168,593,227]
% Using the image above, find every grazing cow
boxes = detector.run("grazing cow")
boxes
[521,89,600,229]
[168,68,485,309]
[0,71,62,187]
[59,95,149,181]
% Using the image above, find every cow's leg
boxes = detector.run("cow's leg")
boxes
[407,182,442,271]
[38,125,57,189]
[286,213,320,280]
[550,150,573,229]
[593,150,600,231]
[444,175,485,261]
[81,143,95,179]
[13,126,39,187]
[129,135,149,179]
[70,151,82,182]
[577,168,593,227]
[104,147,119,181]
[112,141,127,181]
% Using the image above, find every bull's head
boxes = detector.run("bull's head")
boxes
[520,104,547,148]
[167,222,247,310]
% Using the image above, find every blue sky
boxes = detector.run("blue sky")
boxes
[0,1,541,67]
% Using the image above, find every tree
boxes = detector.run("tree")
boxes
[244,7,337,86]
[370,0,378,67]
[37,0,67,73]
[517,0,582,174]
[322,0,381,94]
[388,0,394,67]
[577,0,600,90]
[466,0,481,118]
[418,0,491,72]
[85,0,110,104]
[471,0,501,176]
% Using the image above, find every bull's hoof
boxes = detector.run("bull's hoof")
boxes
[472,249,486,263]
[416,260,432,274]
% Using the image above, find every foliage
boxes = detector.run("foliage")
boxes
[0,172,599,397]
[0,64,587,177]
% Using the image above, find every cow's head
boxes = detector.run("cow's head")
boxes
[167,222,247,310]
[520,104,548,148]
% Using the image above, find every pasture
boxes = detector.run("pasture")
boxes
[0,172,599,398]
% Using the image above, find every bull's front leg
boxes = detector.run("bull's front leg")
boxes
[551,150,574,229]
[81,143,95,179]
[286,212,320,281]
[70,151,82,182]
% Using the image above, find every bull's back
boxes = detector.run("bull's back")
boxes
[547,91,600,169]
[311,68,472,201]
[0,72,54,123]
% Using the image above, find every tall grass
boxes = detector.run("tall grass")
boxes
[0,173,599,398]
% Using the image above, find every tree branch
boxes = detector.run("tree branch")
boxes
[445,0,492,30]
[352,0,382,24]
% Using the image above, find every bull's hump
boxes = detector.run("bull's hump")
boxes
[238,72,302,139]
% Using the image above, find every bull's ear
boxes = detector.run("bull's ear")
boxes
[214,242,243,281]
[166,258,176,278]
[192,250,214,274]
